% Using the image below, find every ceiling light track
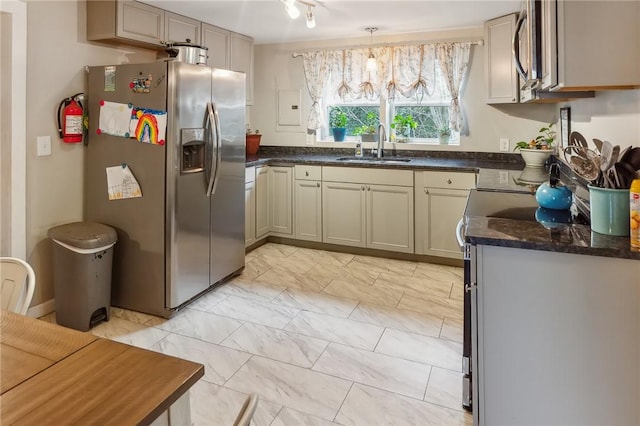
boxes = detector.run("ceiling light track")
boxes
[281,0,316,29]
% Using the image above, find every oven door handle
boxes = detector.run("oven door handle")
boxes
[456,218,465,251]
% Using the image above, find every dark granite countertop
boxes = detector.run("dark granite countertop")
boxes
[465,216,639,260]
[245,147,524,172]
[245,147,639,260]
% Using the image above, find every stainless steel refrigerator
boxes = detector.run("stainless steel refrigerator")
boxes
[85,61,245,318]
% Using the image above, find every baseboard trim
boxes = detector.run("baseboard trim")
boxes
[27,298,55,318]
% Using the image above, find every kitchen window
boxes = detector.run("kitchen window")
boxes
[321,64,458,144]
[303,42,471,144]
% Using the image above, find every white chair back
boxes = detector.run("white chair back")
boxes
[0,257,36,315]
[233,393,259,426]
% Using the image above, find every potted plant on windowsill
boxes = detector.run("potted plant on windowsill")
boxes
[329,107,348,142]
[353,111,379,142]
[391,114,417,143]
[246,127,262,155]
[438,127,451,145]
[514,123,556,167]
[429,108,451,144]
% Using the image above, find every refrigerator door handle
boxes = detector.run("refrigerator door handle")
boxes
[206,102,217,196]
[210,102,222,196]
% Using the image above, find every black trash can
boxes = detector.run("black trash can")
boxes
[47,222,117,331]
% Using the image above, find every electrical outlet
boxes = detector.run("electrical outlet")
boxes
[37,136,51,157]
[499,170,509,184]
[499,138,510,152]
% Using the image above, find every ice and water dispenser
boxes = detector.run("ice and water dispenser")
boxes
[181,128,205,173]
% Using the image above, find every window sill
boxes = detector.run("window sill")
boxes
[315,138,460,147]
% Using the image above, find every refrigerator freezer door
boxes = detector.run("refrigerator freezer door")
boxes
[86,62,169,316]
[166,61,213,309]
[209,69,246,285]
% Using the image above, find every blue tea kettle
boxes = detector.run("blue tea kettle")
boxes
[535,163,573,210]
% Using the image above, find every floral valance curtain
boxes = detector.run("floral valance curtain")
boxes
[301,51,331,130]
[300,41,473,135]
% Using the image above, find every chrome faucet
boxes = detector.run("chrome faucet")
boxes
[376,124,386,158]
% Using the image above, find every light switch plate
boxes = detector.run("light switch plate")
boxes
[37,136,51,156]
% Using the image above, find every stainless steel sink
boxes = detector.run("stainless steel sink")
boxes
[336,157,412,164]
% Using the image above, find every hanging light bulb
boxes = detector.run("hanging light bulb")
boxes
[366,53,377,72]
[365,27,378,72]
[306,5,316,29]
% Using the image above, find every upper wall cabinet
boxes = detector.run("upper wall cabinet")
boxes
[87,0,165,48]
[201,23,230,69]
[88,1,255,105]
[230,33,255,105]
[165,11,200,45]
[484,13,519,104]
[543,0,640,92]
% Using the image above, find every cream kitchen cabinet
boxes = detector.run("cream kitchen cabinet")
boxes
[230,33,254,105]
[294,166,322,242]
[322,167,414,253]
[255,166,270,239]
[245,167,256,247]
[251,165,293,240]
[415,170,475,259]
[201,23,230,69]
[473,245,639,425]
[541,0,640,92]
[164,11,200,45]
[484,13,519,104]
[269,166,294,236]
[87,0,165,48]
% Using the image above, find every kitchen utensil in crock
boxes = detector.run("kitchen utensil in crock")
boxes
[620,146,640,171]
[569,131,588,148]
[535,163,573,210]
[563,145,600,182]
[599,141,616,188]
[592,138,603,154]
[614,162,636,189]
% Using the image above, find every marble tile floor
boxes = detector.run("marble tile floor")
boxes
[40,243,471,425]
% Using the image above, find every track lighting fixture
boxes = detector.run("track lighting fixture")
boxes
[306,5,316,29]
[281,0,316,29]
[283,0,300,19]
[365,27,378,72]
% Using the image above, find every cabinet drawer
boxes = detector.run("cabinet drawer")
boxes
[323,166,413,187]
[417,171,476,190]
[295,165,322,181]
[245,166,255,183]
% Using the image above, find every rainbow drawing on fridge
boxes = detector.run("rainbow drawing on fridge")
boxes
[129,108,167,145]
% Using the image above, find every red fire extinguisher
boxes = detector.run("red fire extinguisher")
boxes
[57,93,84,143]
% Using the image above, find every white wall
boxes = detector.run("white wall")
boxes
[252,28,640,153]
[561,90,640,150]
[26,0,156,307]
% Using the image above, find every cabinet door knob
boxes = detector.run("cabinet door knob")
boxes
[316,182,320,187]
[447,179,452,184]
[361,185,365,191]
[424,188,429,194]
[367,186,370,191]
[305,171,309,176]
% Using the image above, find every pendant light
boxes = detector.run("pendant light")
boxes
[365,27,378,72]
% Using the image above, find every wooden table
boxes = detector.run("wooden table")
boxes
[0,310,204,425]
